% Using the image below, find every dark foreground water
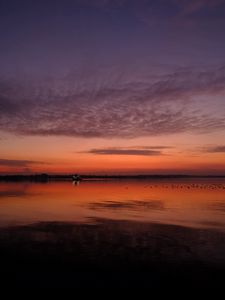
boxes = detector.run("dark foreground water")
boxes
[0,179,225,289]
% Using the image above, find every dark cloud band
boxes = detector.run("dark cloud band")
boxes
[205,146,225,153]
[87,148,162,156]
[0,159,48,168]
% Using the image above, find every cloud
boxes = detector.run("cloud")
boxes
[0,159,48,168]
[204,146,225,153]
[130,146,173,150]
[75,0,225,15]
[86,148,162,156]
[0,66,225,139]
[175,0,225,15]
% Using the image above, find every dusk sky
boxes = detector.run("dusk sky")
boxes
[0,0,225,175]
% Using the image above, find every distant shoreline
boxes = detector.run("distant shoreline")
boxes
[0,173,225,182]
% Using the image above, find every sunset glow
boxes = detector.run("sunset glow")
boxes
[0,0,225,175]
[1,1,225,290]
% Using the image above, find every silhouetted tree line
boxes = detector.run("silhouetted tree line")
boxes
[0,173,224,182]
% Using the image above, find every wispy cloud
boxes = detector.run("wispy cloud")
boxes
[0,159,49,168]
[0,66,225,139]
[204,145,225,153]
[175,0,225,15]
[86,148,162,156]
[75,0,225,16]
[129,146,173,150]
[122,0,225,27]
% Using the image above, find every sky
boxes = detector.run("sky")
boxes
[0,0,225,175]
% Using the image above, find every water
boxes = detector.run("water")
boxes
[0,178,225,230]
[1,178,225,288]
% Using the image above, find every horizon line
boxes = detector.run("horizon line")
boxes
[0,173,225,178]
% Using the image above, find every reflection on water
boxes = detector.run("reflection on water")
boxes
[0,179,225,231]
[88,199,164,210]
[0,179,225,288]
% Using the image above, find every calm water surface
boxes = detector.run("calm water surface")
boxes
[0,178,225,230]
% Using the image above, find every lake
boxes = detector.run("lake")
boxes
[0,178,225,289]
[0,179,225,229]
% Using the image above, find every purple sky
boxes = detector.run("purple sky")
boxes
[0,0,225,174]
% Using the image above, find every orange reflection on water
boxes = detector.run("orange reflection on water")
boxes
[0,179,225,230]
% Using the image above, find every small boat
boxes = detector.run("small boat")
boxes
[72,174,81,182]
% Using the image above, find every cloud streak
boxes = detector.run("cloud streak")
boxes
[0,159,49,168]
[175,0,225,15]
[87,148,162,156]
[204,146,225,153]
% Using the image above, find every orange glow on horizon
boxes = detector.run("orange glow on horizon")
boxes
[0,132,225,175]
